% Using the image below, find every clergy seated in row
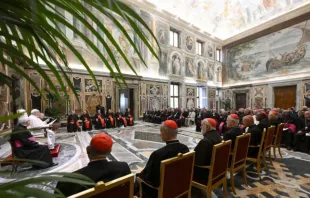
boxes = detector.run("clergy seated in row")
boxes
[281,110,298,150]
[256,112,269,133]
[125,108,134,126]
[10,112,58,169]
[56,133,131,197]
[80,110,92,131]
[223,114,243,149]
[268,110,280,133]
[94,109,106,130]
[67,110,80,132]
[193,118,222,184]
[115,108,127,127]
[242,115,263,158]
[292,111,310,152]
[185,109,196,126]
[29,109,56,149]
[135,120,189,197]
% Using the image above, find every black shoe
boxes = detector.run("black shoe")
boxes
[293,148,298,152]
[287,146,292,151]
[49,162,58,167]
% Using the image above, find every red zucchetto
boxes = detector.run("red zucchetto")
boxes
[270,110,278,116]
[163,120,178,129]
[206,118,217,128]
[229,114,239,120]
[246,115,254,120]
[90,133,113,152]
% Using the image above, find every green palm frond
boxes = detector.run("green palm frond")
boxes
[0,0,159,101]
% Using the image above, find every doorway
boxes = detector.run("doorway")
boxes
[235,93,246,109]
[119,88,134,116]
[274,86,296,109]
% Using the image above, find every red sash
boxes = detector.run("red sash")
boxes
[219,122,224,135]
[109,115,114,126]
[85,118,90,129]
[76,121,80,127]
[122,117,127,127]
[128,114,133,125]
[98,116,105,127]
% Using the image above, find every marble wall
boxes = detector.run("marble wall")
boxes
[139,81,168,116]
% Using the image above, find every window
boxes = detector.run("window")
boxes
[201,87,207,108]
[216,49,222,62]
[170,84,179,108]
[170,30,179,47]
[196,41,202,56]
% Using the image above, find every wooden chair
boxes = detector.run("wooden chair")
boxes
[68,174,134,198]
[272,123,284,159]
[137,151,195,198]
[261,126,276,169]
[246,129,266,180]
[192,140,232,198]
[227,133,251,195]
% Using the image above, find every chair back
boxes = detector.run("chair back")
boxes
[208,140,232,187]
[255,129,267,160]
[265,126,275,151]
[69,174,134,198]
[232,133,251,169]
[159,151,195,198]
[274,123,284,146]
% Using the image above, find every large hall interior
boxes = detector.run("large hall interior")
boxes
[1,0,310,197]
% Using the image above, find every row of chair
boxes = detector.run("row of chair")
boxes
[69,124,285,198]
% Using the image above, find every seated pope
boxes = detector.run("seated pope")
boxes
[10,110,57,169]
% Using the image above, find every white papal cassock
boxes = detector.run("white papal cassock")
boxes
[28,113,55,149]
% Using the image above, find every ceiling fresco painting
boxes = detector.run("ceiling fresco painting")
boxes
[146,0,310,39]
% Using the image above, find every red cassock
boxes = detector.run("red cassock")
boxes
[85,118,90,129]
[98,115,105,128]
[109,115,114,126]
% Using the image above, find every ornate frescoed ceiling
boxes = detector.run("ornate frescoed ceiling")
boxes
[145,0,310,40]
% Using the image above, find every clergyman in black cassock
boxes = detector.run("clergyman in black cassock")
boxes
[106,109,115,128]
[56,133,130,197]
[93,109,105,129]
[11,112,56,168]
[256,112,270,133]
[80,110,92,131]
[67,110,80,132]
[243,115,262,158]
[115,108,124,127]
[293,111,310,152]
[135,120,189,197]
[193,118,222,184]
[223,114,243,149]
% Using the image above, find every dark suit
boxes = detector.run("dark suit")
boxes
[223,126,243,149]
[137,140,189,197]
[56,160,131,197]
[194,130,222,184]
[246,125,262,158]
[257,118,269,132]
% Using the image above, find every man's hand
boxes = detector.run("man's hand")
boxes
[298,130,303,134]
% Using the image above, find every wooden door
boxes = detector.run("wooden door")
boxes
[235,93,246,109]
[274,86,296,109]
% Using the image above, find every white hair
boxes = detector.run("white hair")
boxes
[160,124,178,137]
[228,116,239,125]
[31,109,40,115]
